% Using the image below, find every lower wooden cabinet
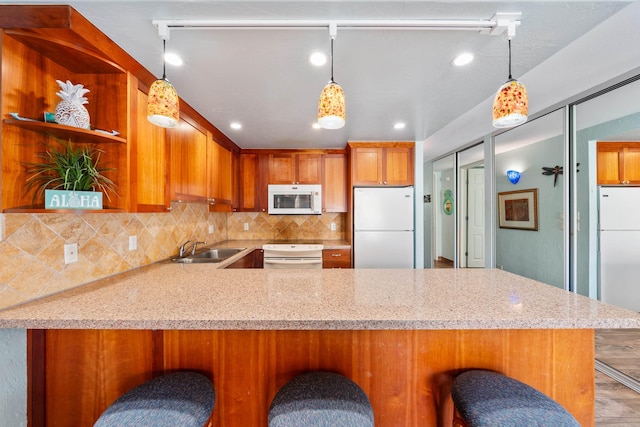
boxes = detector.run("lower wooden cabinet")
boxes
[30,328,594,427]
[322,248,351,268]
[226,249,263,268]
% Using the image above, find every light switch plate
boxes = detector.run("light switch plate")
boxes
[64,243,78,264]
[330,222,336,231]
[208,224,215,234]
[129,235,137,251]
[243,223,249,231]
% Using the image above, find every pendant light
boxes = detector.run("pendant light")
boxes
[492,38,528,128]
[317,24,345,130]
[147,39,179,128]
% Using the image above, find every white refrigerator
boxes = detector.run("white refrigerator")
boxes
[599,187,640,311]
[353,186,414,268]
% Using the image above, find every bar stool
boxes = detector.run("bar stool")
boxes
[94,371,215,427]
[450,370,580,427]
[268,371,374,426]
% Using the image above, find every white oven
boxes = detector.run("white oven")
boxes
[262,243,323,269]
[268,184,322,215]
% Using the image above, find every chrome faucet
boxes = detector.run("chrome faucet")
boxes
[179,240,193,257]
[179,240,207,257]
[190,241,206,255]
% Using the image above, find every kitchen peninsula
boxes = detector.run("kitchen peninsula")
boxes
[1,262,640,427]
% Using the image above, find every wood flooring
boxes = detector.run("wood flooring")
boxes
[596,329,640,426]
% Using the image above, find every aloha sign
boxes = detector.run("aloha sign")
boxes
[45,190,103,210]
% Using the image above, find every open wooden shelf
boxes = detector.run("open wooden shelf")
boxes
[3,207,125,214]
[3,119,126,144]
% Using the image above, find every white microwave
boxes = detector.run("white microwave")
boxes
[268,184,322,215]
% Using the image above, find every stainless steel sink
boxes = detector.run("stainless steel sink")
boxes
[172,247,246,263]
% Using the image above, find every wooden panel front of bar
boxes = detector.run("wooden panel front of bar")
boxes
[33,329,595,427]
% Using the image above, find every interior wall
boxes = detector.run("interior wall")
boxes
[423,161,433,268]
[439,168,455,262]
[495,135,564,288]
[0,329,26,427]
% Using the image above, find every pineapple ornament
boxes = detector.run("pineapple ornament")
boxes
[54,80,91,129]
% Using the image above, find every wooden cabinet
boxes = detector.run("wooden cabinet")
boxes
[348,142,414,186]
[207,136,233,212]
[226,249,264,268]
[0,27,130,212]
[268,153,322,184]
[167,117,208,203]
[322,153,347,212]
[239,152,268,212]
[322,248,351,268]
[597,142,640,185]
[0,6,242,214]
[130,88,170,212]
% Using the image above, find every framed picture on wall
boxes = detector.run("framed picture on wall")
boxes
[498,188,539,231]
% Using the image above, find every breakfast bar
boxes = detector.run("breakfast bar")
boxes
[1,264,640,426]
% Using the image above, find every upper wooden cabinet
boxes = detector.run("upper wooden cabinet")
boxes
[348,142,414,186]
[208,137,233,212]
[597,142,640,185]
[322,153,347,212]
[268,153,322,184]
[0,6,241,213]
[239,152,268,212]
[167,118,208,203]
[239,150,346,213]
[130,88,170,212]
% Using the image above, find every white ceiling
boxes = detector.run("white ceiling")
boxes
[7,1,636,160]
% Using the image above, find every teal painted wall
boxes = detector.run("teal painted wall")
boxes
[496,136,565,288]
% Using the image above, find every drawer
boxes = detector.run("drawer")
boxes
[322,249,351,268]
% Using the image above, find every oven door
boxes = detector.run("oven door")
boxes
[263,257,323,269]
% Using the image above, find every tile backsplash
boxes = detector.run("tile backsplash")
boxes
[0,206,345,310]
[227,212,345,241]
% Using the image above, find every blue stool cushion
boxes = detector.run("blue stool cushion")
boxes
[94,371,215,427]
[451,370,580,427]
[268,371,374,427]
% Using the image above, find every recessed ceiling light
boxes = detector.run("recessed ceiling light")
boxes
[312,122,321,129]
[453,52,474,67]
[394,122,406,130]
[164,52,184,66]
[309,52,327,66]
[230,122,242,130]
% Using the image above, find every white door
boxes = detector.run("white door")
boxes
[466,168,485,268]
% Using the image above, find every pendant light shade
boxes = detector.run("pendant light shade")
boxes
[317,31,345,129]
[148,39,179,128]
[318,81,346,129]
[492,39,528,128]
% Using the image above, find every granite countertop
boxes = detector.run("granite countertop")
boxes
[1,261,639,330]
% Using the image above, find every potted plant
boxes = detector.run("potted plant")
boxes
[24,136,117,209]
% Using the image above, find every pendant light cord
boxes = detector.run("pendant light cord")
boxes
[507,38,512,80]
[162,39,167,80]
[330,37,335,83]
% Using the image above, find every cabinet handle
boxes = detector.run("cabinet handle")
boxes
[331,253,342,257]
[167,206,173,212]
[383,181,387,185]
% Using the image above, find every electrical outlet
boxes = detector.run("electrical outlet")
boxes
[208,224,215,234]
[330,222,336,231]
[243,223,249,231]
[64,243,78,264]
[129,235,137,251]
